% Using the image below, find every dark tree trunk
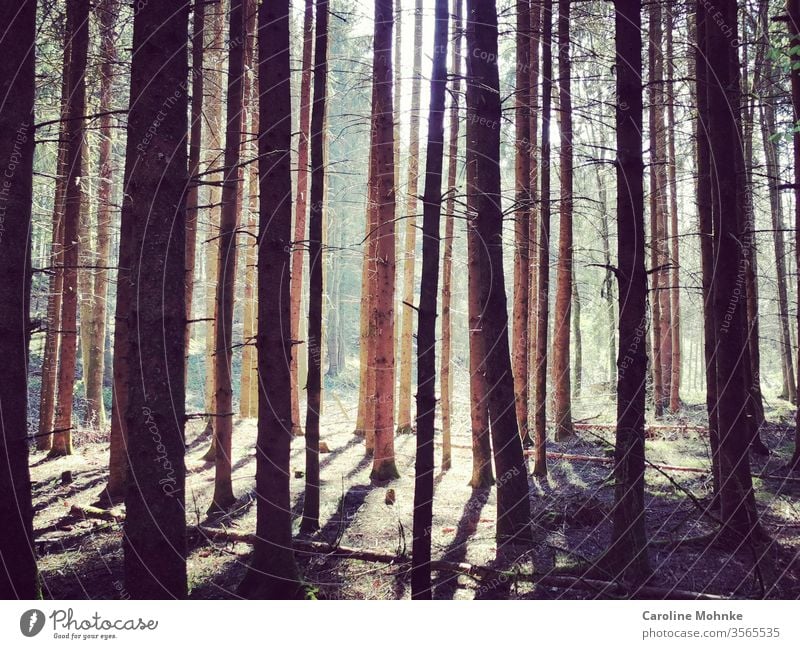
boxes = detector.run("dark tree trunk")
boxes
[301,0,329,534]
[52,0,90,458]
[238,0,302,598]
[532,0,553,477]
[0,0,37,599]
[209,0,246,513]
[411,0,448,600]
[608,0,649,584]
[466,0,532,546]
[790,0,800,469]
[703,0,761,542]
[122,0,189,599]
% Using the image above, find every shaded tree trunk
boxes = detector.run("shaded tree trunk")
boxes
[122,0,189,598]
[466,0,532,545]
[239,0,302,598]
[0,0,37,599]
[608,0,649,584]
[790,0,800,469]
[301,0,329,534]
[411,0,447,599]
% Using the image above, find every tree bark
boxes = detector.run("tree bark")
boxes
[209,0,246,513]
[608,0,649,584]
[368,0,399,481]
[238,0,303,598]
[0,0,37,599]
[551,0,574,441]
[122,0,189,598]
[411,0,447,599]
[789,0,800,469]
[532,0,553,477]
[466,0,532,546]
[513,0,532,445]
[301,0,328,534]
[440,0,462,473]
[290,0,315,438]
[52,0,90,458]
[397,0,424,435]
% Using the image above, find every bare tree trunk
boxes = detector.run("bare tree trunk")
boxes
[0,0,37,599]
[38,36,71,452]
[513,0,532,444]
[397,0,424,435]
[608,0,649,584]
[440,0,462,472]
[411,0,447,598]
[52,0,90,458]
[369,0,399,481]
[239,0,302,598]
[789,0,800,469]
[528,0,541,443]
[532,0,553,477]
[301,0,329,534]
[122,0,189,598]
[290,0,315,437]
[551,0,574,441]
[466,0,532,545]
[209,0,246,513]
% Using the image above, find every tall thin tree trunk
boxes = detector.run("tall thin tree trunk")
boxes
[609,0,649,584]
[551,0,574,441]
[440,0,462,473]
[411,0,447,599]
[466,0,532,545]
[239,0,302,598]
[532,0,552,476]
[513,0,531,444]
[290,0,315,437]
[209,0,246,513]
[301,0,328,534]
[122,0,189,598]
[572,266,581,398]
[38,36,71,452]
[369,0,399,481]
[789,0,800,469]
[52,0,90,458]
[0,0,37,599]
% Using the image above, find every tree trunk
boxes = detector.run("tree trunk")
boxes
[239,0,302,598]
[411,0,447,599]
[703,0,761,541]
[209,0,246,514]
[397,0,424,435]
[572,266,581,398]
[301,0,328,534]
[0,0,37,599]
[665,9,680,413]
[368,0,399,481]
[608,0,649,584]
[551,0,574,441]
[789,0,800,469]
[290,0,315,438]
[513,0,531,445]
[52,0,90,458]
[532,0,553,477]
[185,0,206,389]
[466,0,532,546]
[38,36,71,452]
[122,0,189,598]
[440,0,462,473]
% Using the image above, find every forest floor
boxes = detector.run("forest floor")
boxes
[29,387,800,600]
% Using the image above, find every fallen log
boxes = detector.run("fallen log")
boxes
[194,526,725,600]
[69,504,124,522]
